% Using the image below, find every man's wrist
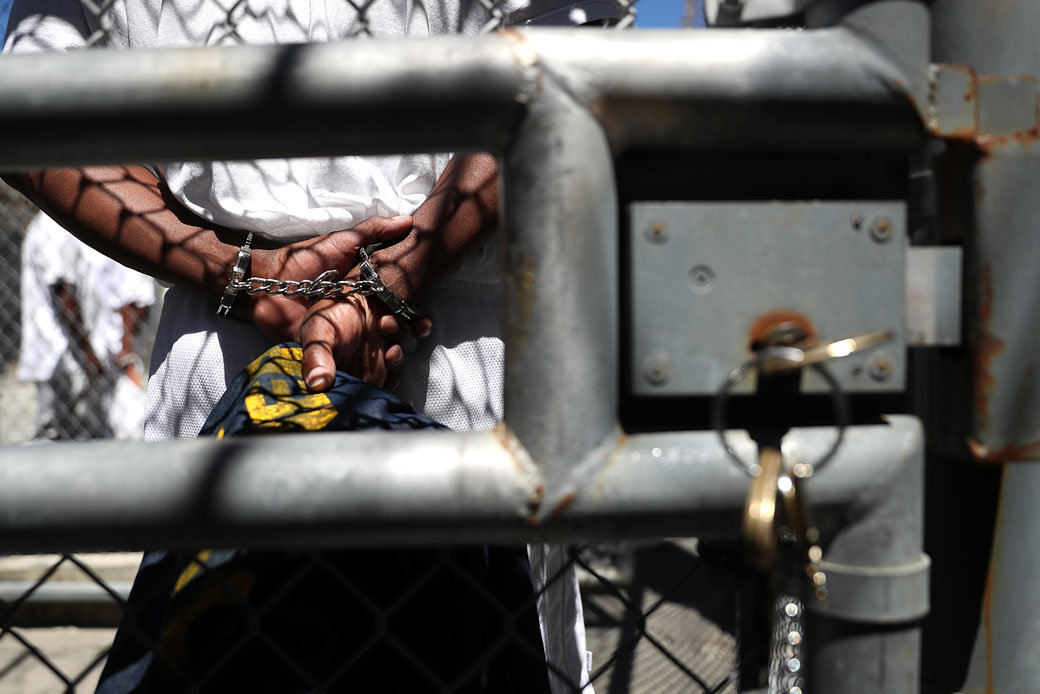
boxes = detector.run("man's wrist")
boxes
[357,247,427,323]
[216,231,254,316]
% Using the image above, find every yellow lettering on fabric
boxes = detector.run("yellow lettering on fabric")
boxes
[173,550,213,595]
[243,346,337,431]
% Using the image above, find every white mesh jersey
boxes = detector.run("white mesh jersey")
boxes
[5,2,616,691]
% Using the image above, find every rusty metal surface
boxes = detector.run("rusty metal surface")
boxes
[930,0,1040,461]
[977,75,1040,141]
[964,138,1040,461]
[928,63,979,139]
[961,463,1040,694]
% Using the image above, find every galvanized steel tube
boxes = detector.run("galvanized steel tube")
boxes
[0,26,926,169]
[501,78,620,512]
[0,37,526,168]
[0,417,923,552]
[807,414,928,694]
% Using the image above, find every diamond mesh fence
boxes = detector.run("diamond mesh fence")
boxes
[0,540,742,693]
[0,1,743,692]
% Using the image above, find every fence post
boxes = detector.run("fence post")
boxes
[501,72,619,512]
[932,1,1040,690]
[808,420,929,693]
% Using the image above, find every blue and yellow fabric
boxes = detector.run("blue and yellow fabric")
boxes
[97,344,549,694]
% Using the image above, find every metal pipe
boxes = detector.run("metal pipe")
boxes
[0,26,925,169]
[807,415,928,694]
[0,36,526,168]
[931,3,1040,691]
[501,77,620,513]
[527,25,925,152]
[961,462,1040,693]
[0,417,922,552]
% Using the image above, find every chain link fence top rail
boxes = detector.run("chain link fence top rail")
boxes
[0,1,747,693]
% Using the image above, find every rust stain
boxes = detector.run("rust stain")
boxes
[929,64,980,141]
[977,130,1040,155]
[973,264,1006,432]
[973,329,1006,429]
[548,492,576,520]
[491,423,544,518]
[517,258,536,314]
[504,253,537,347]
[975,71,1040,152]
[968,437,1040,463]
[747,310,817,351]
[971,73,1039,151]
[527,483,545,524]
[550,430,631,520]
[605,429,629,471]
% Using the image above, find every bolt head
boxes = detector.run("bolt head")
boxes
[645,221,669,244]
[869,217,894,243]
[867,351,892,380]
[642,352,671,385]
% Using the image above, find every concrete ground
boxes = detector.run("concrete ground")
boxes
[0,554,137,694]
[0,627,114,694]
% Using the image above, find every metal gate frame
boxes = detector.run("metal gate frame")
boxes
[4,0,1038,690]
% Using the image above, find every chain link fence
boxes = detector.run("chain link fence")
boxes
[0,541,741,693]
[0,1,744,692]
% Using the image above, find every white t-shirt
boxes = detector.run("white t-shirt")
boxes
[18,211,156,383]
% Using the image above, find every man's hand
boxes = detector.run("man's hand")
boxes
[244,215,412,344]
[245,214,431,391]
[297,294,398,391]
[296,266,434,393]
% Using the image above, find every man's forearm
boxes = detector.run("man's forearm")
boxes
[365,153,499,302]
[3,167,242,301]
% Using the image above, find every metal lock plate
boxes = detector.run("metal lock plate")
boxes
[629,201,906,395]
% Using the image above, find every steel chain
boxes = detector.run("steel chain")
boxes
[232,270,382,301]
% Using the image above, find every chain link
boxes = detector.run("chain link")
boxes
[769,595,805,694]
[232,270,381,301]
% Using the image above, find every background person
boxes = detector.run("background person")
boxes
[18,210,154,440]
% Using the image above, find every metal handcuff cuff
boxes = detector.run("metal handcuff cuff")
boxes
[216,234,427,324]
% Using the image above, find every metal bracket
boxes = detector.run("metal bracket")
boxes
[928,64,1040,140]
[905,247,962,347]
